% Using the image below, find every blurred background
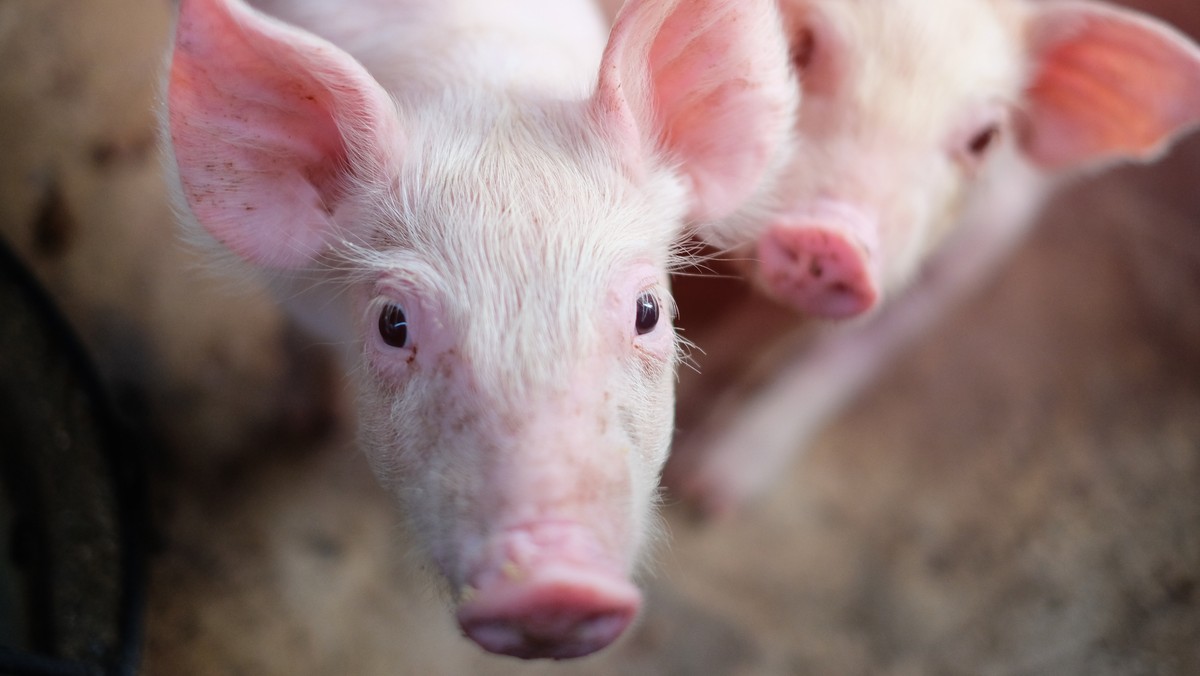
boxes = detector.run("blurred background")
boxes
[0,0,1198,673]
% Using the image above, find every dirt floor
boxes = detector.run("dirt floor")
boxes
[1,1,1198,674]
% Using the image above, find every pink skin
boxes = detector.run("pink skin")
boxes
[674,0,1200,514]
[164,0,796,658]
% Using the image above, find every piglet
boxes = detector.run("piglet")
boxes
[670,0,1200,514]
[162,0,796,660]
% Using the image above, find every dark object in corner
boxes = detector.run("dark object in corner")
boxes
[0,236,148,676]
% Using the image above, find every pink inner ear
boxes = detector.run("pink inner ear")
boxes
[594,0,797,222]
[168,0,398,268]
[1021,3,1200,171]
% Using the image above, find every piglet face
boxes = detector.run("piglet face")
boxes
[357,256,675,578]
[355,254,677,581]
[743,0,1026,318]
[346,101,682,659]
[737,0,1200,320]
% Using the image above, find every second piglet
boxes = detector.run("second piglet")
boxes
[671,0,1200,513]
[163,0,796,660]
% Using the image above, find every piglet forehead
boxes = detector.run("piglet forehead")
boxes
[392,96,682,244]
[793,0,1025,144]
[364,98,677,352]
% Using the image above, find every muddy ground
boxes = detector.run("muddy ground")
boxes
[1,1,1198,674]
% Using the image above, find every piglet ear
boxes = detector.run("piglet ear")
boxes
[595,0,798,221]
[166,0,400,268]
[1019,1,1200,171]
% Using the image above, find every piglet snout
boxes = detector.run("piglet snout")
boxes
[456,523,640,660]
[757,204,881,319]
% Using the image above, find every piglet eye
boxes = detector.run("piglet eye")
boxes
[635,292,660,335]
[967,124,1001,157]
[378,303,409,348]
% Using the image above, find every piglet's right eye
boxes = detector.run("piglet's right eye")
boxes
[378,303,409,348]
[792,27,816,72]
[967,124,1001,158]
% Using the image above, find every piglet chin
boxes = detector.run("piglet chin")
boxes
[455,522,640,660]
[756,201,881,319]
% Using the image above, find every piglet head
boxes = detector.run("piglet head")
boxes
[358,238,672,660]
[164,0,794,659]
[716,0,1200,320]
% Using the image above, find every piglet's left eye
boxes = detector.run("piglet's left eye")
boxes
[635,292,659,335]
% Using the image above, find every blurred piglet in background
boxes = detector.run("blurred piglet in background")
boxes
[668,0,1200,513]
[162,0,795,660]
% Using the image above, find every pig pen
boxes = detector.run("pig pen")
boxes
[0,0,1197,673]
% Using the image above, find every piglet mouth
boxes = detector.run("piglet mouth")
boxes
[455,522,640,660]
